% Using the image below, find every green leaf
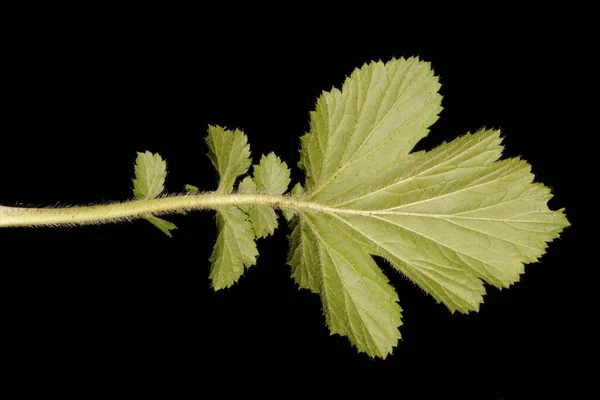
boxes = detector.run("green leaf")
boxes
[133,151,168,199]
[249,207,278,238]
[289,57,570,358]
[237,175,256,194]
[145,215,178,238]
[237,153,291,238]
[286,213,320,293]
[252,153,291,194]
[185,184,199,194]
[132,151,177,237]
[209,207,258,290]
[299,57,443,204]
[206,126,257,288]
[304,213,401,357]
[239,176,278,237]
[206,125,252,193]
[290,183,305,196]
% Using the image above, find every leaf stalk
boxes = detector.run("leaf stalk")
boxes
[0,193,300,228]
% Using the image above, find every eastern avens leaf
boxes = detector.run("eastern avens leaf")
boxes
[3,57,569,360]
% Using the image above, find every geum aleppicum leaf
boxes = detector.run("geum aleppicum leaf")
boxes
[288,57,569,358]
[132,151,177,237]
[204,125,258,290]
[1,56,569,360]
[238,153,291,238]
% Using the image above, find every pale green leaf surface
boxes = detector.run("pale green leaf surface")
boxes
[206,126,257,288]
[282,208,294,223]
[132,151,177,237]
[237,175,255,194]
[299,57,443,204]
[133,151,167,199]
[291,183,305,196]
[252,153,291,194]
[145,215,178,238]
[185,184,199,194]
[237,154,291,238]
[247,205,278,239]
[206,125,252,193]
[209,207,258,290]
[289,58,570,357]
[287,216,320,293]
[304,213,401,358]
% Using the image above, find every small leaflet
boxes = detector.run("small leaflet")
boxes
[132,151,177,237]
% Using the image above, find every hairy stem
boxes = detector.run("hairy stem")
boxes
[0,193,370,228]
[0,193,284,227]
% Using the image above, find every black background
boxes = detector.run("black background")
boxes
[0,7,587,399]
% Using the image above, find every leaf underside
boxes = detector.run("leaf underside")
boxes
[284,57,570,358]
[132,151,177,237]
[205,126,257,289]
[210,206,259,289]
[238,153,291,238]
[206,127,291,289]
[192,57,568,358]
